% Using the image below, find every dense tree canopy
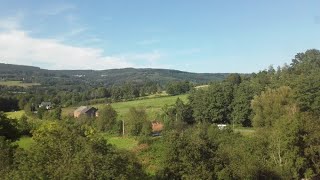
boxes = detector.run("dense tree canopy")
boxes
[8,121,146,179]
[126,107,151,136]
[189,82,234,124]
[95,104,118,132]
[166,81,192,95]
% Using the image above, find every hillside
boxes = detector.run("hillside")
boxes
[0,63,228,86]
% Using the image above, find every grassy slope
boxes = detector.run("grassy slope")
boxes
[6,110,25,119]
[0,81,40,87]
[106,136,138,150]
[63,94,189,119]
[195,84,209,89]
[13,94,188,151]
[233,127,255,136]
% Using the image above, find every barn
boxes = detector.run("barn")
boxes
[74,106,98,118]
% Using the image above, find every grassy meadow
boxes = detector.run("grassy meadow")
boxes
[195,84,209,89]
[62,94,189,120]
[106,136,139,150]
[0,81,40,88]
[233,127,255,136]
[6,110,25,119]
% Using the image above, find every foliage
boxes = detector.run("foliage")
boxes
[166,81,192,95]
[189,82,234,124]
[225,73,242,86]
[0,137,16,177]
[158,125,219,179]
[126,107,152,136]
[216,136,277,179]
[251,86,295,128]
[231,81,254,126]
[51,106,62,120]
[95,104,118,132]
[0,112,20,140]
[161,98,194,131]
[8,121,146,179]
[250,85,319,179]
[17,115,32,136]
[301,113,320,178]
[0,96,19,112]
[294,71,320,114]
[15,136,34,150]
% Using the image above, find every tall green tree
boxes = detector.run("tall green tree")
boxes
[126,107,151,136]
[159,125,221,179]
[293,71,320,114]
[251,86,295,128]
[225,73,241,86]
[190,82,233,124]
[251,86,307,178]
[95,104,117,132]
[302,112,320,178]
[0,137,16,177]
[231,81,254,126]
[51,106,62,120]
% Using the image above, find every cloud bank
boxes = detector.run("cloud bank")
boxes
[0,18,164,70]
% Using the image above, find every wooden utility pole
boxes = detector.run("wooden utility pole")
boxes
[122,120,125,136]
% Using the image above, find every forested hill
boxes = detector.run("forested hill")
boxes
[0,63,228,86]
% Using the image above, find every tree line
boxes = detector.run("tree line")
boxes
[155,49,320,179]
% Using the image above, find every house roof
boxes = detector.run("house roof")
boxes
[151,121,163,132]
[40,102,52,106]
[74,106,97,114]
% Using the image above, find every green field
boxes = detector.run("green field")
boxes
[106,136,138,150]
[63,94,189,119]
[234,127,255,136]
[15,135,139,151]
[6,110,25,119]
[0,81,40,87]
[195,84,209,89]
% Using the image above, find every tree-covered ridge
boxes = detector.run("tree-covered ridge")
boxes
[0,64,227,110]
[0,63,228,86]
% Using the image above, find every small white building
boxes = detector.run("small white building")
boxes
[217,124,227,130]
[39,102,53,110]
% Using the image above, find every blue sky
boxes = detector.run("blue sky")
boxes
[0,0,319,73]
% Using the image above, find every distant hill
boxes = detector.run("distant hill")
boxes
[0,63,228,86]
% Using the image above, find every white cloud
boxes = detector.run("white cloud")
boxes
[0,12,166,70]
[0,29,165,70]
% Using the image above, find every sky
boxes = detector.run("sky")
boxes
[0,0,319,73]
